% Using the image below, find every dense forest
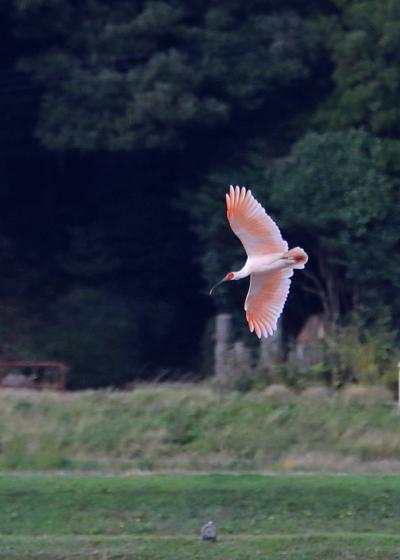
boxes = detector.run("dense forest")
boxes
[0,0,398,388]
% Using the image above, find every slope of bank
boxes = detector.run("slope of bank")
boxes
[0,384,398,472]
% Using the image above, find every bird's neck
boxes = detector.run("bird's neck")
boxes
[234,262,251,280]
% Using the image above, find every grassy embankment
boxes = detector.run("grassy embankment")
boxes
[1,475,400,559]
[0,384,399,472]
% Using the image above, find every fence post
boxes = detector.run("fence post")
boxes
[398,361,400,409]
[214,313,232,377]
[257,323,282,371]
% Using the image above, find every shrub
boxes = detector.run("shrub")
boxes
[322,317,399,391]
[339,385,392,405]
[264,384,294,402]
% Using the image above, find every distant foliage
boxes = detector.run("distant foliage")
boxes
[14,1,325,151]
[318,0,400,139]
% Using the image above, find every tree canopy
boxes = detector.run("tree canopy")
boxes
[14,0,327,151]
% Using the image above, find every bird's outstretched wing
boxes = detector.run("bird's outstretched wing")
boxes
[226,185,288,257]
[245,269,292,338]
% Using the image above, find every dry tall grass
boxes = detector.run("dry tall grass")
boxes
[0,384,398,472]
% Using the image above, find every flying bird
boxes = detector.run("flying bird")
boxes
[210,186,308,339]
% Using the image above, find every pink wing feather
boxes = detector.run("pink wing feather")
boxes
[226,185,288,257]
[245,269,293,338]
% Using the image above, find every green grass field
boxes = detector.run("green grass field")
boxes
[1,475,400,559]
[0,385,399,473]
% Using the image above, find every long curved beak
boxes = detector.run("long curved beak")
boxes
[209,277,226,295]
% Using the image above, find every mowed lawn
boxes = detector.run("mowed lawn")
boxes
[1,475,400,559]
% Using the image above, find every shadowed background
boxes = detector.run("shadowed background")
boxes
[0,0,399,388]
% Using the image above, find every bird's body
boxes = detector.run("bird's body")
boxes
[201,520,217,542]
[210,186,308,339]
[234,252,294,278]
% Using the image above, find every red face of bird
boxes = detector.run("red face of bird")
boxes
[209,272,235,295]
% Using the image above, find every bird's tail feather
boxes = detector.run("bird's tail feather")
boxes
[285,247,308,269]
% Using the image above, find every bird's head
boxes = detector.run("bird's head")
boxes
[209,272,235,295]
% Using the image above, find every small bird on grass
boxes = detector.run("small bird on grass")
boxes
[210,186,308,338]
[201,520,217,542]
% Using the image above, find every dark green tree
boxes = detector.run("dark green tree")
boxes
[14,0,327,151]
[265,129,400,323]
[317,0,400,143]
